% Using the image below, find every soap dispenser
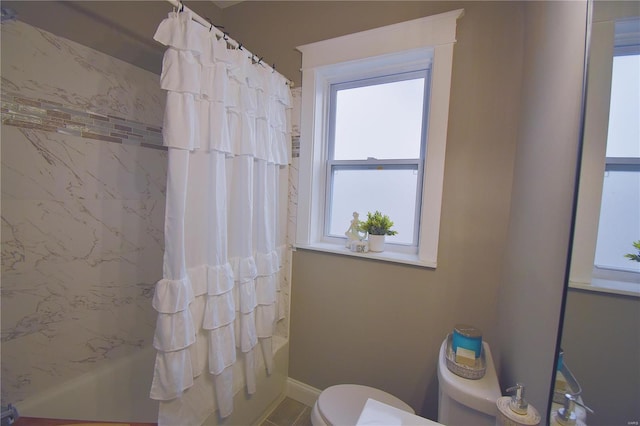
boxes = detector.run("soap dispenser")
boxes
[496,383,541,426]
[551,393,593,426]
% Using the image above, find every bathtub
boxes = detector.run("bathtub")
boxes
[17,336,289,425]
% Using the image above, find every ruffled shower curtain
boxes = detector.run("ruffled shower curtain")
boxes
[149,11,291,426]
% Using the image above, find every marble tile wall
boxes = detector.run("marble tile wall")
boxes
[287,87,301,247]
[275,87,301,340]
[1,19,301,409]
[1,20,166,406]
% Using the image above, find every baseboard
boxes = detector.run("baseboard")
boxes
[286,378,322,407]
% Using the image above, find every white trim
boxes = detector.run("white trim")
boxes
[569,280,640,297]
[295,10,463,268]
[419,42,454,265]
[286,378,322,407]
[297,9,464,70]
[570,19,613,284]
[295,243,437,268]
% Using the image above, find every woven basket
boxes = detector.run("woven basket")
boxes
[445,333,486,380]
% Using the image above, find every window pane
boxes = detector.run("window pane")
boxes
[595,51,640,275]
[607,54,640,158]
[328,168,418,245]
[594,170,640,273]
[333,78,425,160]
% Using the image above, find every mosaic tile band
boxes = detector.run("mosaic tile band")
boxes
[1,92,165,150]
[1,91,302,157]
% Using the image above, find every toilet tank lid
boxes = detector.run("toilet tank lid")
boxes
[437,339,502,416]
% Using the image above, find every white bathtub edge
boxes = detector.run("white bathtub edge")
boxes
[18,336,290,423]
[17,345,158,421]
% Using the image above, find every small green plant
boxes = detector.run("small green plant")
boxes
[359,211,398,236]
[624,240,640,262]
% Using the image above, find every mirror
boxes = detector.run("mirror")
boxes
[553,1,640,425]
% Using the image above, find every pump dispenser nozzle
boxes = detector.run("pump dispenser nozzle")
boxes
[556,393,594,426]
[497,383,540,425]
[506,383,529,415]
[507,383,529,415]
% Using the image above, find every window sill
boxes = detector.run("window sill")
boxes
[293,242,436,269]
[569,279,640,297]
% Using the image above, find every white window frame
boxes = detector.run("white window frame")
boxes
[570,17,640,297]
[295,9,464,268]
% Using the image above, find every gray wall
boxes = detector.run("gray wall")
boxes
[562,290,639,425]
[285,1,525,420]
[496,0,587,419]
[280,0,587,421]
[223,1,483,86]
[0,1,600,422]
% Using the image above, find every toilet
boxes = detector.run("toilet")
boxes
[311,384,414,426]
[437,337,502,425]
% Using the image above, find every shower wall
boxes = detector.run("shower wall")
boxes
[1,20,166,406]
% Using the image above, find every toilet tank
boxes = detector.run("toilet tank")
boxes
[437,338,502,426]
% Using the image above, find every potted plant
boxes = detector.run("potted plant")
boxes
[359,210,397,252]
[625,240,640,262]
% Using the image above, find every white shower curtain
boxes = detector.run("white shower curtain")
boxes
[149,10,291,426]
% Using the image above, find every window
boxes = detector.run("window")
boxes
[295,10,464,267]
[326,71,429,247]
[570,17,640,295]
[593,50,640,279]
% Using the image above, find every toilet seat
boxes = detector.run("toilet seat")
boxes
[311,384,414,426]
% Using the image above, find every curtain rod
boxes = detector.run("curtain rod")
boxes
[163,0,293,86]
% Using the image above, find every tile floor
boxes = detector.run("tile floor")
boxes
[12,397,310,426]
[261,397,312,426]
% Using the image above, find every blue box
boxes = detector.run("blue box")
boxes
[557,349,564,371]
[452,324,482,358]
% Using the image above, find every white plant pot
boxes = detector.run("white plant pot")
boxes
[368,234,386,252]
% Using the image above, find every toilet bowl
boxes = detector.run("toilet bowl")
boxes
[310,384,414,426]
[437,337,501,426]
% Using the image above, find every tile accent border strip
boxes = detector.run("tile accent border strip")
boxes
[1,92,166,150]
[1,91,301,157]
[291,136,300,158]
